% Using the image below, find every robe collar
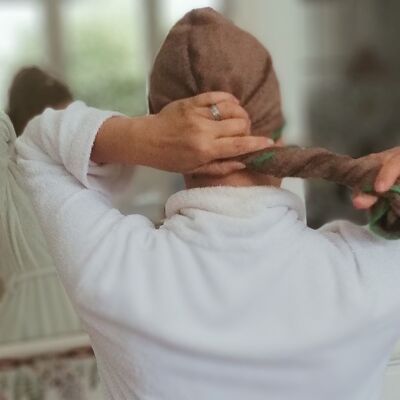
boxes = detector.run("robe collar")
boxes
[165,186,306,221]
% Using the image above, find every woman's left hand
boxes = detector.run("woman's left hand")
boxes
[352,147,400,210]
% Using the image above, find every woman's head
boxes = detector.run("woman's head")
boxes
[7,66,73,136]
[149,8,284,188]
[149,7,284,139]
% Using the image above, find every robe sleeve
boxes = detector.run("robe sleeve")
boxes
[15,101,155,301]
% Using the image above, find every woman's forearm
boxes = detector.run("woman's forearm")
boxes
[90,115,156,166]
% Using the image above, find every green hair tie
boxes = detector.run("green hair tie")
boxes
[367,185,400,240]
[250,151,275,171]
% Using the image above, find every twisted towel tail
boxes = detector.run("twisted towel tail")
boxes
[240,147,400,240]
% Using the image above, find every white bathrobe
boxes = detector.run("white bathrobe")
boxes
[16,101,400,400]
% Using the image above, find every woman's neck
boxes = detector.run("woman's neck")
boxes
[184,170,282,189]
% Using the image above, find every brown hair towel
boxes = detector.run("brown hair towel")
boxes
[149,7,284,138]
[149,7,400,239]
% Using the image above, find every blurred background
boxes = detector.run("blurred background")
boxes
[0,0,399,399]
[2,0,400,225]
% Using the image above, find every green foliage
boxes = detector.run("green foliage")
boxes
[2,1,147,115]
[64,1,147,116]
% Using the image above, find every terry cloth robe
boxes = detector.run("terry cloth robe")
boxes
[0,112,81,344]
[16,101,400,400]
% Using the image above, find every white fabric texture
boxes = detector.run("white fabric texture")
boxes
[0,111,82,344]
[16,101,400,400]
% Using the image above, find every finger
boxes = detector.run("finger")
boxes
[210,118,252,137]
[192,92,239,107]
[375,154,400,193]
[190,161,246,176]
[198,101,249,123]
[211,136,272,160]
[352,193,378,210]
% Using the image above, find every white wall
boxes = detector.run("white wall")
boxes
[230,0,307,145]
[230,0,307,198]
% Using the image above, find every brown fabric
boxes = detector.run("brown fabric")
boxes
[241,147,384,188]
[149,7,400,237]
[149,7,284,137]
[239,146,400,236]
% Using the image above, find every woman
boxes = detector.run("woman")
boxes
[15,8,400,400]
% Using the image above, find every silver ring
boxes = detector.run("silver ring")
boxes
[210,104,222,121]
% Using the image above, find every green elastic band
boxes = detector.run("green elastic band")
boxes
[362,184,400,195]
[368,190,400,240]
[250,151,275,170]
[389,184,400,194]
[369,199,390,226]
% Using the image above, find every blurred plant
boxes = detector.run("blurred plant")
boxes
[64,0,147,116]
[3,0,147,116]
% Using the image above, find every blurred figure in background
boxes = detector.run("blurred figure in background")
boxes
[7,66,73,136]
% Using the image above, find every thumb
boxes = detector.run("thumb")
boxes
[352,192,378,210]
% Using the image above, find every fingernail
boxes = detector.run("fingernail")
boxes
[375,181,386,192]
[266,138,275,146]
